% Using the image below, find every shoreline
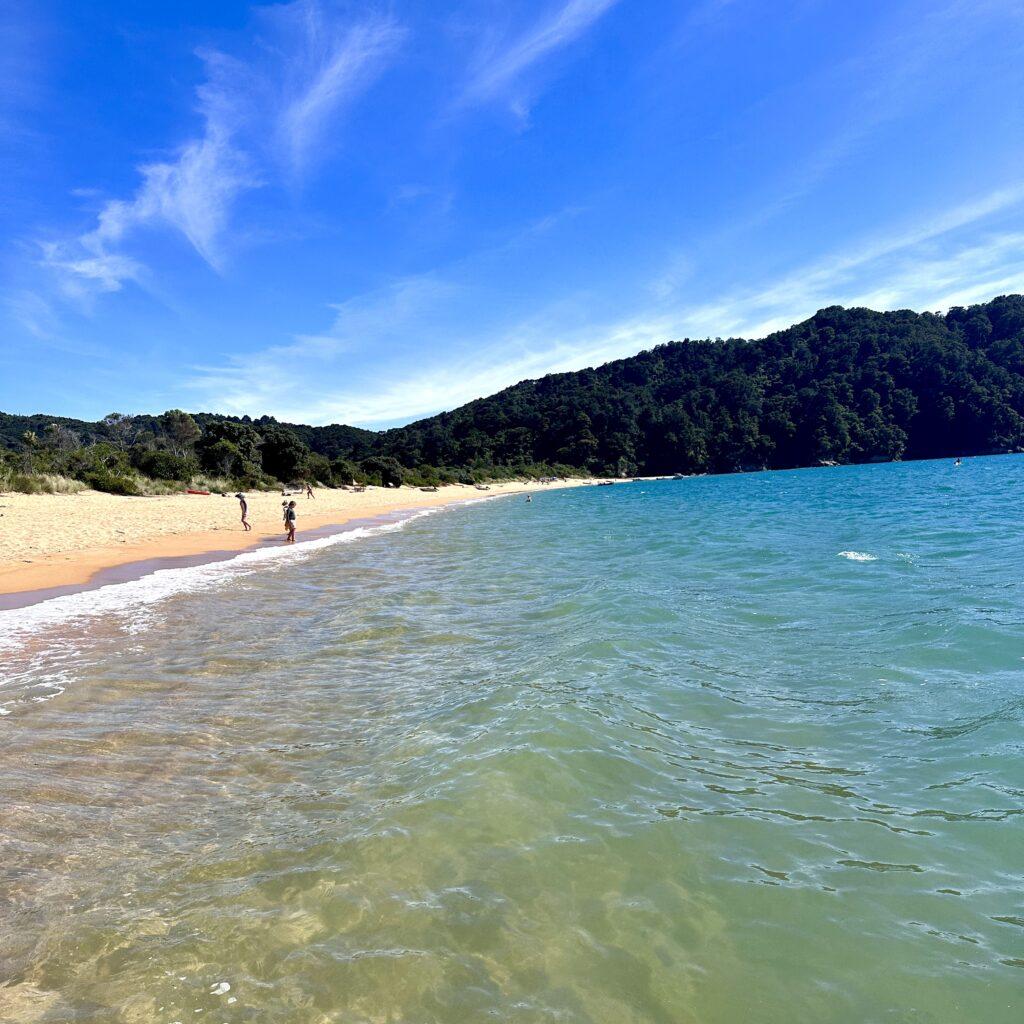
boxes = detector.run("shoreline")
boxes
[0,509,420,612]
[0,479,607,605]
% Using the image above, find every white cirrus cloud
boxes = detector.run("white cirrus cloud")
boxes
[267,3,404,175]
[675,183,1024,340]
[40,1,403,300]
[457,0,620,118]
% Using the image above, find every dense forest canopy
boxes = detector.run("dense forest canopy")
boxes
[3,296,1024,492]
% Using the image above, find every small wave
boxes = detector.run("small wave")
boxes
[458,495,505,506]
[0,507,440,654]
[838,551,877,562]
[0,669,72,717]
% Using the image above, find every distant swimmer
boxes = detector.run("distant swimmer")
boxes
[236,493,251,531]
[526,495,533,503]
[285,500,297,543]
[954,457,962,467]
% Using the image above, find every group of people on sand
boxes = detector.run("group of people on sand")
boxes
[234,490,305,543]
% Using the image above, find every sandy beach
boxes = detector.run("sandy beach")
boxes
[0,480,596,596]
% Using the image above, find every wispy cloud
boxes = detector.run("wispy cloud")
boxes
[188,288,671,426]
[39,245,146,299]
[457,0,620,118]
[5,290,60,341]
[40,49,256,297]
[185,183,1024,427]
[0,3,45,139]
[39,1,402,300]
[303,312,673,425]
[676,184,1024,339]
[725,1,1024,229]
[41,55,257,300]
[185,273,461,416]
[3,290,107,356]
[266,3,403,176]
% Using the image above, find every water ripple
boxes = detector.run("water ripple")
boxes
[2,459,1024,1022]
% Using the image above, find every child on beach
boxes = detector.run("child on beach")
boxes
[285,501,297,543]
[236,493,251,531]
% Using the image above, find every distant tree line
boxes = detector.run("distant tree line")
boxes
[3,296,1024,493]
[0,409,457,495]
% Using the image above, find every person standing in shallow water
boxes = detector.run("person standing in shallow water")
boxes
[285,500,297,543]
[236,493,251,531]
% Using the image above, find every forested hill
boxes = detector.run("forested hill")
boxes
[370,295,1024,475]
[3,295,1024,487]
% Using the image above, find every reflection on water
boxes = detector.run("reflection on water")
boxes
[2,458,1023,1023]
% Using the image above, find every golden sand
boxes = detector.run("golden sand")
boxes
[0,481,595,595]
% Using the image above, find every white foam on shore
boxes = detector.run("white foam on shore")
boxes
[0,507,441,654]
[838,550,878,562]
[0,665,73,716]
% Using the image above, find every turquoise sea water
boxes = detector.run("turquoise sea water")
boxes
[2,458,1023,1023]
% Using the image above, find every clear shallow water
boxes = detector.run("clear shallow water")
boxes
[2,460,1023,1023]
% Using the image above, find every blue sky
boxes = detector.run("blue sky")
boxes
[3,0,1024,427]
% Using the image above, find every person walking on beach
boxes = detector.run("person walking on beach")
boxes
[236,493,251,531]
[306,482,315,499]
[285,500,297,543]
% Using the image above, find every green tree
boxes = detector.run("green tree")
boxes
[160,409,202,456]
[303,451,332,485]
[196,422,263,477]
[134,449,197,481]
[102,413,139,451]
[260,426,309,482]
[359,455,404,487]
[208,440,244,477]
[329,456,359,485]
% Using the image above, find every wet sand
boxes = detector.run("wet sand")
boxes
[0,481,596,599]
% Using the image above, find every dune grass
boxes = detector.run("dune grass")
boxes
[0,471,89,495]
[0,469,297,498]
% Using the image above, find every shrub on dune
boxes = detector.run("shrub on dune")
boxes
[82,468,141,496]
